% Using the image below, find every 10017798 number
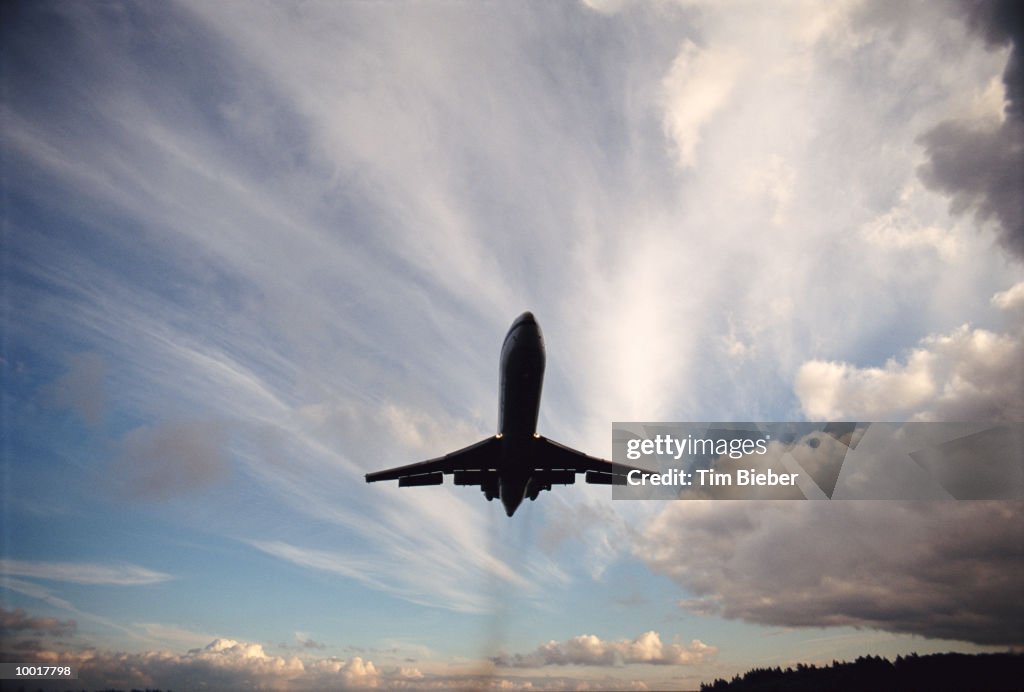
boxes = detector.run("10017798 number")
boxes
[1,664,76,679]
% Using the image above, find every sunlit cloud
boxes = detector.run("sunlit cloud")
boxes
[795,285,1024,421]
[493,630,716,667]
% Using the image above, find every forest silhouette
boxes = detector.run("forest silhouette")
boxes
[701,652,1023,691]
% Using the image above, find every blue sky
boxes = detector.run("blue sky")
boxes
[2,1,1023,689]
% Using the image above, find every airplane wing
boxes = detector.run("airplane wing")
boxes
[365,434,650,492]
[365,435,501,487]
[533,435,644,485]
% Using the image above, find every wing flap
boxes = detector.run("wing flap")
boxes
[533,435,649,483]
[365,435,501,484]
[399,472,444,487]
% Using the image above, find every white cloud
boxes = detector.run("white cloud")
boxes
[738,154,797,227]
[661,40,742,169]
[1,626,678,691]
[60,638,373,691]
[795,287,1024,421]
[581,0,631,15]
[247,539,527,615]
[0,559,173,586]
[493,630,716,667]
[992,280,1024,312]
[860,186,961,261]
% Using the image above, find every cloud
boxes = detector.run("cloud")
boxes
[917,0,1024,260]
[636,501,1024,645]
[0,635,388,691]
[795,285,1024,421]
[135,621,220,650]
[246,538,527,615]
[492,631,716,667]
[917,118,1024,260]
[961,0,1023,117]
[0,559,173,586]
[294,632,326,650]
[661,40,742,169]
[859,186,961,261]
[112,420,231,500]
[0,607,76,637]
[65,638,368,691]
[992,279,1024,311]
[3,629,654,691]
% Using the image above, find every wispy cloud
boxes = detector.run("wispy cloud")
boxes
[248,538,527,615]
[0,559,173,586]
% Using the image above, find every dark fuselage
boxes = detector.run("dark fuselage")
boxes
[496,311,545,515]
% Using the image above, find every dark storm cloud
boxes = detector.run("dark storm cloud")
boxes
[963,0,1024,116]
[638,502,1024,646]
[918,0,1024,260]
[917,119,1024,259]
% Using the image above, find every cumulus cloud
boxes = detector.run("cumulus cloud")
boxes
[917,0,1024,260]
[992,279,1024,311]
[492,631,715,668]
[3,630,648,691]
[795,284,1024,420]
[0,637,382,691]
[636,501,1024,645]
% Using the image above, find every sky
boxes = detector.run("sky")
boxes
[1,0,1023,689]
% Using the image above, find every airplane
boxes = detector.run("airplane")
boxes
[366,311,640,516]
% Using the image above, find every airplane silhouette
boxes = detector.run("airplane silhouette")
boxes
[366,311,639,516]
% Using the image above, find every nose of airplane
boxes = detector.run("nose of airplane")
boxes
[519,311,535,324]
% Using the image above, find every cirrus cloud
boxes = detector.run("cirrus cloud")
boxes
[0,559,173,586]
